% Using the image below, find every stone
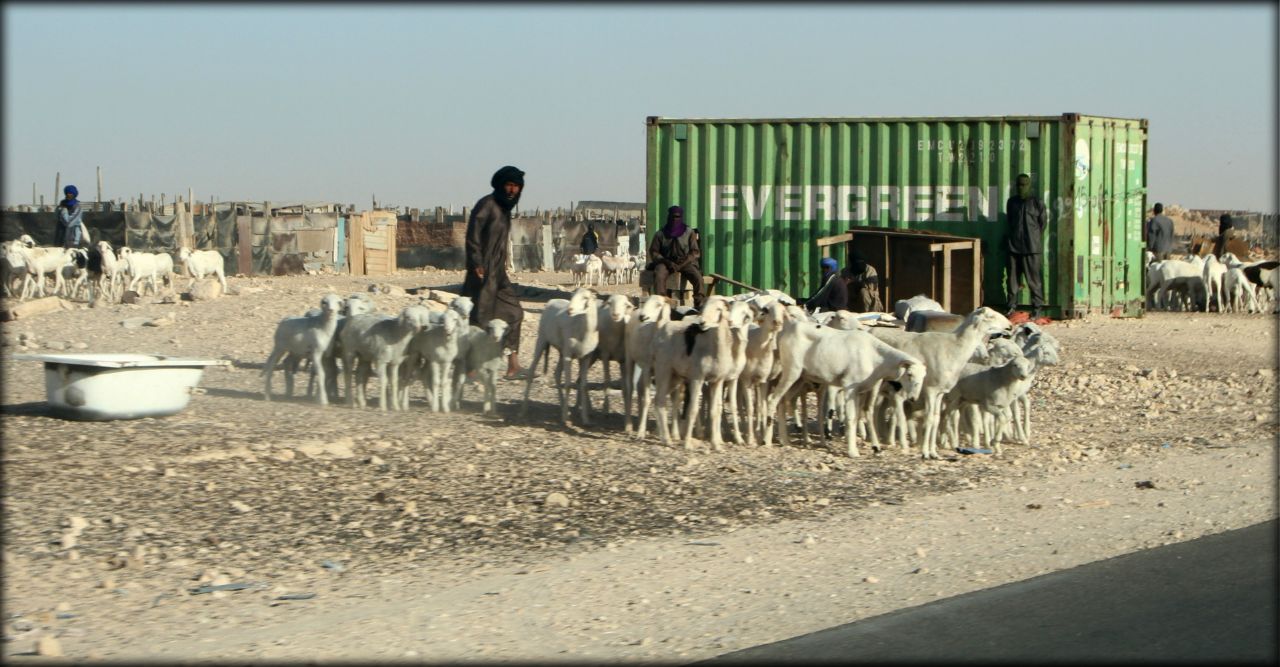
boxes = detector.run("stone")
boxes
[120,316,150,329]
[67,516,89,535]
[144,315,174,327]
[59,533,77,550]
[863,576,879,584]
[36,635,63,657]
[544,492,570,508]
[44,340,67,351]
[188,279,223,301]
[72,342,88,350]
[230,500,253,514]
[121,290,141,304]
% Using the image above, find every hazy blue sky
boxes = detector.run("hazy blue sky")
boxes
[4,3,1275,212]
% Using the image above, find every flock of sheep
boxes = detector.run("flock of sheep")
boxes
[570,250,642,287]
[1145,249,1279,314]
[267,283,1061,461]
[1,234,227,303]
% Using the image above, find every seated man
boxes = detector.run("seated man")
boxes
[802,257,848,313]
[847,252,884,313]
[647,206,705,308]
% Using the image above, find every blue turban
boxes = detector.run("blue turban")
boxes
[64,185,78,197]
[821,257,838,273]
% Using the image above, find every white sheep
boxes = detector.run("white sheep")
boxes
[569,253,591,287]
[1202,253,1228,312]
[455,319,510,414]
[651,296,753,450]
[737,298,789,446]
[894,294,945,322]
[945,355,1036,454]
[585,294,635,421]
[263,293,343,405]
[11,244,75,300]
[765,316,927,457]
[340,305,436,411]
[402,309,465,412]
[869,307,1011,459]
[94,241,125,303]
[178,247,228,293]
[521,287,600,426]
[304,292,378,403]
[626,294,673,437]
[585,255,604,286]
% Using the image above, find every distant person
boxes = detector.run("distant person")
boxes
[1213,213,1234,258]
[1005,173,1047,318]
[54,184,86,249]
[580,223,599,256]
[847,251,884,313]
[802,257,848,313]
[462,165,527,380]
[1145,203,1175,260]
[646,205,705,308]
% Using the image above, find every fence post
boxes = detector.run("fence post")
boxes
[97,166,103,208]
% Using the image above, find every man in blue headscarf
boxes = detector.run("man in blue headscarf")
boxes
[802,257,849,313]
[55,185,85,249]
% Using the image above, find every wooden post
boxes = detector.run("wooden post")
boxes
[55,172,61,204]
[32,182,36,206]
[97,166,103,208]
[188,187,194,212]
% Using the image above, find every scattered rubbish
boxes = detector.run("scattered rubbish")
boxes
[686,540,720,547]
[189,582,257,595]
[957,447,992,455]
[1117,464,1133,469]
[274,593,316,601]
[1135,480,1157,490]
[1025,503,1043,510]
[320,560,346,572]
[1160,443,1172,449]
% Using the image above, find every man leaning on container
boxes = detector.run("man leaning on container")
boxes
[1005,173,1046,319]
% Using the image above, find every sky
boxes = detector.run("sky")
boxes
[3,3,1276,213]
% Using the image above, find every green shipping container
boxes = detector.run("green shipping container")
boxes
[645,114,1149,318]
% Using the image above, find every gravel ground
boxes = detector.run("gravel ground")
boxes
[1,268,1275,662]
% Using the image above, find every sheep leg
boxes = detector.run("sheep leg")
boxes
[635,364,654,441]
[343,353,357,408]
[577,357,592,426]
[556,355,570,426]
[844,388,861,457]
[622,358,634,434]
[263,348,284,401]
[601,355,612,416]
[682,378,706,450]
[310,349,328,406]
[653,370,672,446]
[521,339,547,418]
[377,363,391,412]
[709,379,728,451]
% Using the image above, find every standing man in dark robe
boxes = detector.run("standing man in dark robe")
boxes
[847,251,885,312]
[1213,213,1234,258]
[463,165,527,380]
[580,223,599,256]
[646,205,705,308]
[1005,173,1047,318]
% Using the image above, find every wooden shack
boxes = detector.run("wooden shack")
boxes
[817,226,982,315]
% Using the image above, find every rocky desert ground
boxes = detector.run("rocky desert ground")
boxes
[1,267,1276,663]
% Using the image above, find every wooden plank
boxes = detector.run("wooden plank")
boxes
[236,218,253,276]
[816,233,853,248]
[941,247,953,312]
[349,212,366,275]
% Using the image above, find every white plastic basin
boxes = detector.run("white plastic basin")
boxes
[11,353,230,421]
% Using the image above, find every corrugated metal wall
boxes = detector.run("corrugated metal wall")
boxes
[646,114,1147,317]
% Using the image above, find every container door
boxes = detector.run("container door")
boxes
[1117,124,1147,315]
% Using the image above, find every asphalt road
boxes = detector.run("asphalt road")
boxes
[708,519,1277,664]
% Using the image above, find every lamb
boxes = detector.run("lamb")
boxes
[93,241,125,303]
[178,247,228,293]
[626,294,673,436]
[263,293,344,405]
[340,305,436,411]
[737,298,788,446]
[569,254,591,286]
[600,252,631,285]
[521,287,600,426]
[299,292,378,403]
[585,294,635,421]
[118,247,163,296]
[1,240,29,298]
[585,255,604,286]
[401,309,465,412]
[765,317,927,457]
[869,307,1011,459]
[945,355,1036,454]
[1148,256,1205,311]
[454,319,510,414]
